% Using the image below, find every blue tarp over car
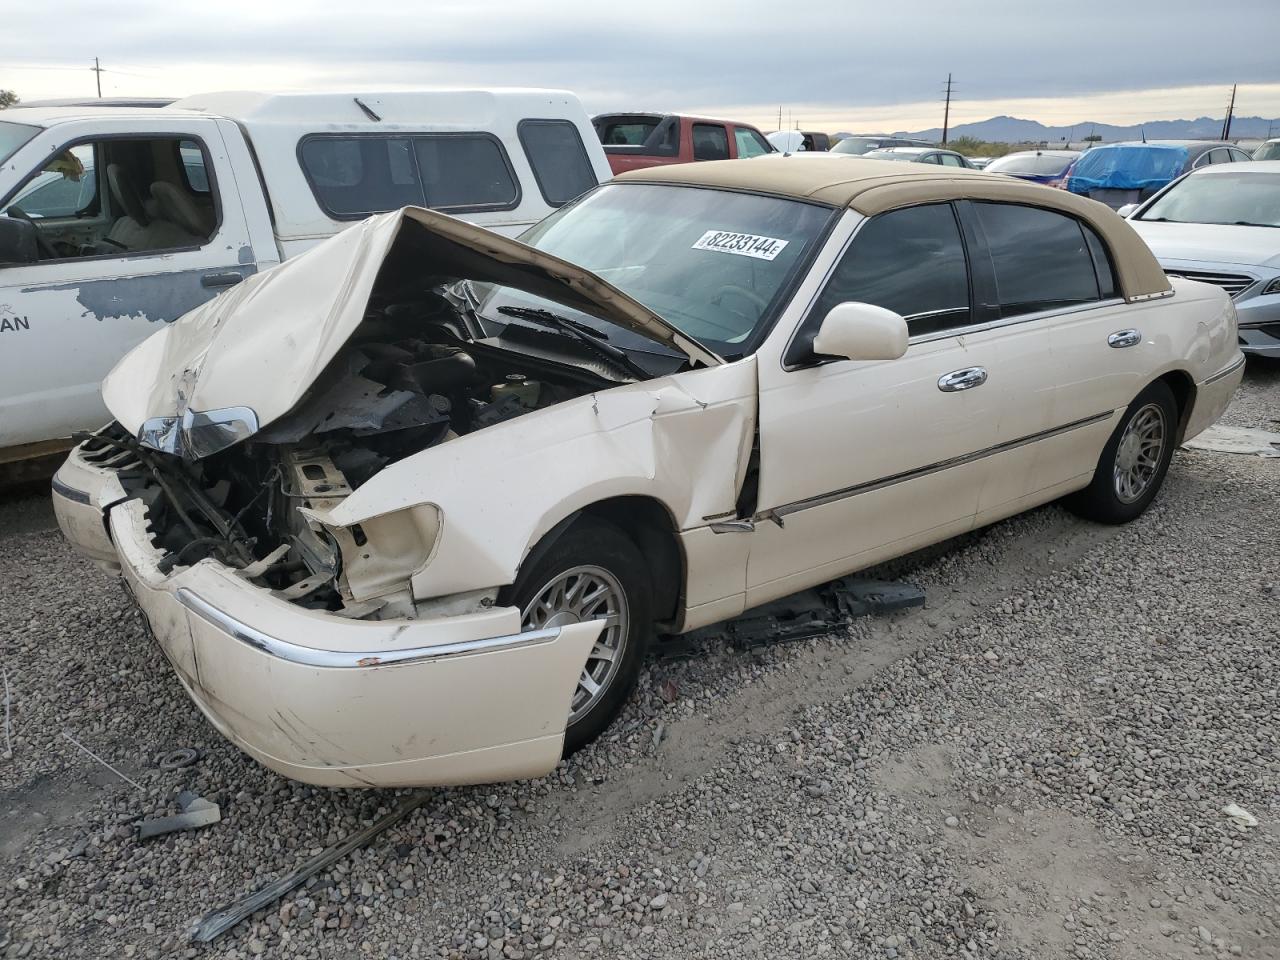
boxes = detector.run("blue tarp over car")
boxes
[1067,144,1189,195]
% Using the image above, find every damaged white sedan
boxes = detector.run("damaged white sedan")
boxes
[53,157,1244,788]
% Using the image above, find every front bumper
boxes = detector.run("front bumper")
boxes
[1158,258,1280,358]
[51,447,601,788]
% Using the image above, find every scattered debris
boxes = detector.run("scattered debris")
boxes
[667,578,926,656]
[652,720,666,749]
[61,731,147,793]
[189,792,429,943]
[139,791,222,840]
[158,747,201,771]
[1221,803,1259,828]
[1184,425,1280,458]
[657,679,680,703]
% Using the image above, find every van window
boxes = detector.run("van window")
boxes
[1,136,217,263]
[299,134,520,219]
[808,202,971,339]
[974,202,1103,316]
[692,124,730,161]
[518,120,597,207]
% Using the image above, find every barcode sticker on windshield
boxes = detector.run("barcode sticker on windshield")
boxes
[691,230,789,261]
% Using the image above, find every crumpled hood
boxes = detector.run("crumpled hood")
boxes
[102,207,721,439]
[1129,220,1280,270]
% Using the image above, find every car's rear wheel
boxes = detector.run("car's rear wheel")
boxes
[503,518,652,756]
[1066,380,1178,524]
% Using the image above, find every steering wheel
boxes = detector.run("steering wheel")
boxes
[6,206,60,259]
[711,283,769,325]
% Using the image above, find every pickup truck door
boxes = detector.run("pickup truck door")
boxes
[0,117,257,452]
[746,203,1023,608]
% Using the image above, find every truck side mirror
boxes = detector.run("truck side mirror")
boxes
[812,302,909,361]
[0,217,38,265]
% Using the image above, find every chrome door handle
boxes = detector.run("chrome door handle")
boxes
[937,367,988,392]
[1108,328,1142,348]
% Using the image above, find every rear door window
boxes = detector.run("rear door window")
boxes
[692,123,730,161]
[974,202,1103,316]
[939,153,966,167]
[300,134,520,218]
[518,120,597,207]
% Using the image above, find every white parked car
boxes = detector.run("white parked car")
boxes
[0,89,610,462]
[1123,160,1280,358]
[53,156,1243,788]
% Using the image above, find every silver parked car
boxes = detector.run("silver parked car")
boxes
[861,146,973,169]
[1125,160,1280,358]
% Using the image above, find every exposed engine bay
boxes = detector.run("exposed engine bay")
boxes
[88,292,623,616]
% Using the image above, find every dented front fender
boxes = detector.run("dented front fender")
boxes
[323,359,758,600]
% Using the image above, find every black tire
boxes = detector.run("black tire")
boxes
[501,518,652,756]
[1066,380,1178,524]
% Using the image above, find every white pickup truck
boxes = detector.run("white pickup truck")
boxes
[0,89,611,465]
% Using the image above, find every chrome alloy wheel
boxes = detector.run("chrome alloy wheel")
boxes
[1113,403,1166,504]
[520,565,629,724]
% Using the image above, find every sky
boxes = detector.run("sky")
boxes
[2,0,1277,134]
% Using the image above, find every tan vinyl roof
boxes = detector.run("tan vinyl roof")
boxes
[617,156,1172,301]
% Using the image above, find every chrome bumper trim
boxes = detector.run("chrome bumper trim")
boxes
[51,475,91,505]
[176,588,559,668]
[1203,354,1246,386]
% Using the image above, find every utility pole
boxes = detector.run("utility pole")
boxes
[92,57,103,98]
[1221,83,1236,140]
[777,105,782,132]
[941,73,953,146]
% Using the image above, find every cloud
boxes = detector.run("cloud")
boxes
[2,0,1277,129]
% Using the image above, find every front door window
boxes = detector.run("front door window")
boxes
[2,136,216,262]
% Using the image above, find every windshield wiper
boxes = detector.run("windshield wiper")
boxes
[496,305,650,380]
[1229,220,1279,228]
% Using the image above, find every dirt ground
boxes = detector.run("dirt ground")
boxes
[1,358,1277,960]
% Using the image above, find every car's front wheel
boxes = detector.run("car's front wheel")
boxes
[503,518,652,756]
[1067,379,1178,524]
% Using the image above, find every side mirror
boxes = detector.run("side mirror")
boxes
[1116,203,1139,218]
[812,302,909,362]
[0,216,38,265]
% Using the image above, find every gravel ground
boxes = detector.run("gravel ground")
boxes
[1,358,1277,960]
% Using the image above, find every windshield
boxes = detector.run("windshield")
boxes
[472,182,835,358]
[986,153,1076,176]
[863,150,917,163]
[1254,141,1280,161]
[831,138,885,156]
[0,121,40,165]
[1137,172,1280,228]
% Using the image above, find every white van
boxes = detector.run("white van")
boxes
[0,89,611,462]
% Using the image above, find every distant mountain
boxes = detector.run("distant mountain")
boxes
[893,114,1279,144]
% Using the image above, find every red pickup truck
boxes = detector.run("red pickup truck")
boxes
[592,113,775,175]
